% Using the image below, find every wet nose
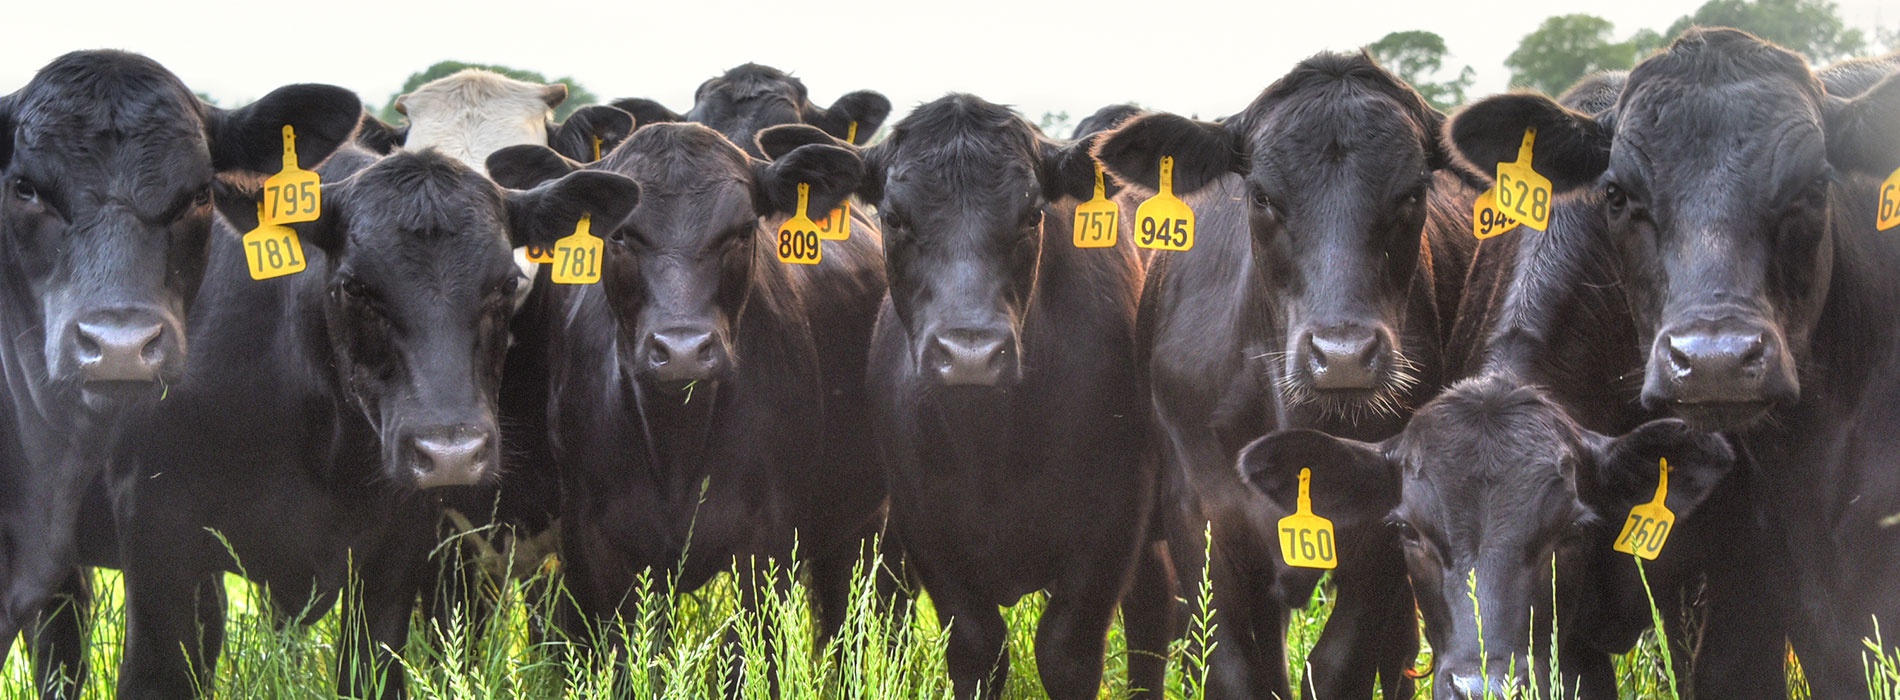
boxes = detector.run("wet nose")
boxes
[1651,323,1784,405]
[72,310,175,383]
[1447,673,1514,700]
[644,328,724,383]
[410,426,493,489]
[1303,326,1385,390]
[923,328,1016,387]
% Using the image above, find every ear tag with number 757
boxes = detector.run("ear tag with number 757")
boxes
[1073,161,1119,249]
[815,121,859,241]
[1278,468,1338,569]
[1493,127,1552,232]
[261,125,321,226]
[242,201,307,281]
[776,183,822,265]
[1135,156,1195,251]
[1613,458,1677,560]
[549,214,603,285]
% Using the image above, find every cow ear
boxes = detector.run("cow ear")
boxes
[212,179,344,254]
[1826,72,1900,176]
[1094,112,1240,196]
[1239,429,1400,531]
[609,98,685,132]
[810,90,892,146]
[854,142,889,205]
[0,98,13,170]
[1039,136,1114,203]
[757,124,843,161]
[487,145,582,190]
[354,110,406,155]
[1587,418,1736,523]
[754,143,862,218]
[540,83,568,109]
[1447,93,1611,193]
[504,170,640,249]
[208,84,362,176]
[548,105,635,163]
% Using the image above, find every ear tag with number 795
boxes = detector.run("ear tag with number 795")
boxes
[242,201,307,281]
[1073,161,1118,248]
[1278,468,1338,569]
[1493,127,1552,232]
[776,183,822,265]
[261,125,321,226]
[1613,457,1677,560]
[1135,156,1194,251]
[549,214,603,285]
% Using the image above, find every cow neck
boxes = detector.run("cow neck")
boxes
[1789,193,1900,424]
[623,370,720,498]
[919,384,1015,477]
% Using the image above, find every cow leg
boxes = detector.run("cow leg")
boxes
[810,538,859,645]
[1178,524,1291,700]
[930,583,1009,700]
[119,569,223,700]
[1123,537,1177,700]
[28,567,90,700]
[1690,505,1791,700]
[1304,528,1416,700]
[336,560,421,700]
[1557,637,1616,700]
[1036,576,1123,700]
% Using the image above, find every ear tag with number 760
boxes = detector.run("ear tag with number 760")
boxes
[549,214,603,285]
[242,201,307,281]
[1613,458,1677,560]
[815,121,859,241]
[1278,468,1338,569]
[776,183,822,265]
[1073,161,1118,249]
[1135,156,1194,251]
[1493,127,1552,232]
[261,125,321,226]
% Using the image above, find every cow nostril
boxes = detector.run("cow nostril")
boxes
[1305,335,1330,370]
[141,330,166,364]
[1738,334,1767,368]
[647,337,672,366]
[1667,340,1694,375]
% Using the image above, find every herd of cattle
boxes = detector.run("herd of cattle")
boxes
[0,24,1897,700]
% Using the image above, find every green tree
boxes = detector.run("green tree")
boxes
[379,61,597,123]
[1666,0,1866,62]
[1507,14,1649,95]
[1367,30,1477,111]
[1037,110,1073,137]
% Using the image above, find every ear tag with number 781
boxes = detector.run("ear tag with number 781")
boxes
[1614,458,1677,560]
[1073,161,1118,248]
[261,125,321,226]
[1135,156,1194,251]
[1493,127,1552,232]
[549,214,603,285]
[242,201,307,281]
[1278,468,1338,569]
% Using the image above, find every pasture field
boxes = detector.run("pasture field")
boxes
[6,538,1878,699]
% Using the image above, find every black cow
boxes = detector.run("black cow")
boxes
[1449,28,1900,698]
[482,121,888,673]
[849,93,1160,700]
[109,148,637,699]
[0,50,359,696]
[1072,103,1145,141]
[610,63,890,158]
[1092,52,1475,699]
[1240,376,1736,699]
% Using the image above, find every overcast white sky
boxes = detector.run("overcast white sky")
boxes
[2,0,1891,125]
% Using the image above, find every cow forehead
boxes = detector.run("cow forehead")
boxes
[1613,81,1828,196]
[1247,89,1429,167]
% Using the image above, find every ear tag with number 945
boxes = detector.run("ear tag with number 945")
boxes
[1493,127,1552,232]
[1135,156,1194,251]
[1613,457,1677,560]
[1278,468,1338,569]
[1472,188,1521,240]
[1073,161,1118,249]
[549,214,603,285]
[243,201,307,281]
[261,125,321,226]
[776,183,822,265]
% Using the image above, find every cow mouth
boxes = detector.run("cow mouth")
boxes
[80,380,163,410]
[1667,399,1774,432]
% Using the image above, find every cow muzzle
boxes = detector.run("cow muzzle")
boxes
[406,424,495,489]
[1293,324,1392,392]
[1643,318,1795,429]
[64,306,184,402]
[921,327,1019,388]
[641,326,729,385]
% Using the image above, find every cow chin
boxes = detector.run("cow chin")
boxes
[78,380,167,413]
[1658,399,1777,433]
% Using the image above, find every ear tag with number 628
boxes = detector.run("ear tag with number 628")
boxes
[776,183,822,265]
[261,125,321,226]
[1472,188,1521,240]
[1074,161,1119,249]
[549,214,603,285]
[1135,156,1194,251]
[1614,458,1677,560]
[1878,166,1898,232]
[1278,468,1338,569]
[1494,127,1552,232]
[243,202,307,281]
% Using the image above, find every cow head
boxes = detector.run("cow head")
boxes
[1450,28,1900,431]
[488,123,856,391]
[611,63,891,158]
[393,69,567,172]
[1097,52,1450,419]
[0,50,358,412]
[850,94,1103,390]
[218,149,637,488]
[1242,375,1734,698]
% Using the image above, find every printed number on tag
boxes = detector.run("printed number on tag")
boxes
[549,214,603,285]
[777,183,822,265]
[1494,127,1552,232]
[261,125,321,226]
[1135,156,1195,251]
[1878,167,1898,232]
[1613,458,1678,560]
[1473,188,1521,240]
[1074,162,1118,248]
[243,215,307,280]
[1278,468,1338,569]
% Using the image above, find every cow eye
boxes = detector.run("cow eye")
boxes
[340,277,370,299]
[1392,519,1421,543]
[881,207,911,230]
[192,186,213,208]
[1249,187,1274,211]
[11,178,37,203]
[1020,207,1045,229]
[1603,183,1630,213]
[499,275,520,296]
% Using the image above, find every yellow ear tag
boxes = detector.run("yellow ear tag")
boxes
[242,202,307,281]
[814,122,859,241]
[524,243,557,265]
[776,183,822,265]
[1878,166,1898,232]
[592,135,604,162]
[1135,156,1194,251]
[1277,468,1338,569]
[1613,457,1678,560]
[1073,161,1119,249]
[549,214,603,285]
[260,125,322,226]
[1494,127,1553,232]
[1472,188,1521,240]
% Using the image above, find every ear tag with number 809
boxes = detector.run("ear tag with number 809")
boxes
[1135,156,1194,251]
[1278,468,1338,569]
[1613,457,1677,560]
[777,183,822,265]
[243,201,307,281]
[1074,161,1119,249]
[261,125,321,227]
[815,122,858,241]
[549,214,603,285]
[1472,188,1521,240]
[1494,127,1552,232]
[1878,166,1898,232]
